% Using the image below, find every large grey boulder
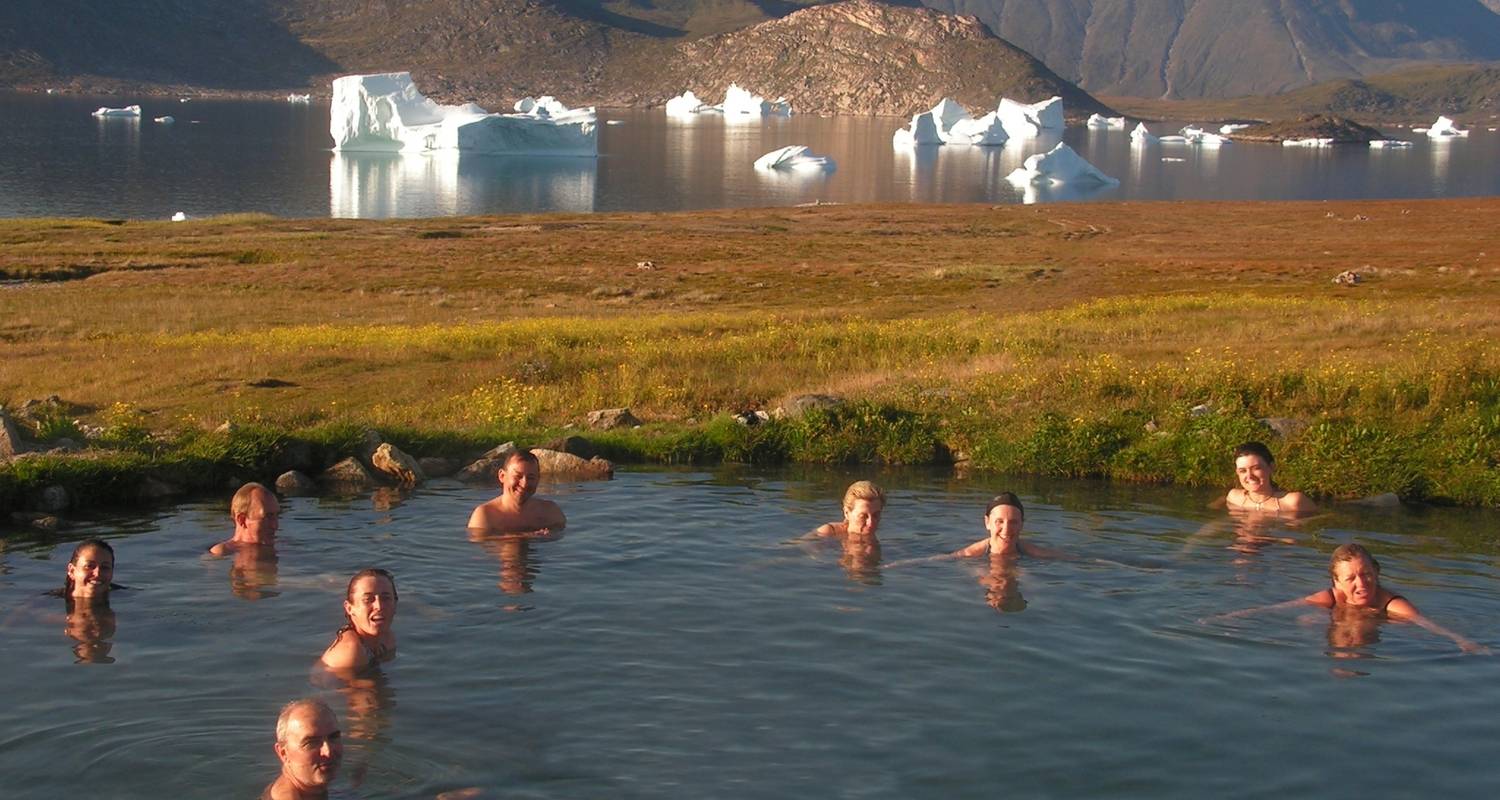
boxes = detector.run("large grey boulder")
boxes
[418,457,460,478]
[531,448,613,480]
[371,443,425,486]
[276,470,318,496]
[457,442,518,483]
[320,457,377,490]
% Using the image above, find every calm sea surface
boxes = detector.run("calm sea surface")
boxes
[2,92,1499,219]
[1,468,1498,797]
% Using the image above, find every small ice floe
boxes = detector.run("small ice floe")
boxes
[753,144,835,171]
[45,88,55,95]
[665,90,716,116]
[1130,122,1159,145]
[1161,157,1186,162]
[722,84,792,116]
[153,115,174,124]
[1179,126,1228,146]
[1086,113,1127,129]
[1426,116,1469,138]
[1369,139,1414,149]
[92,105,142,118]
[605,120,624,125]
[1283,137,1334,147]
[286,93,312,103]
[1006,143,1118,187]
[170,211,188,222]
[1219,123,1252,134]
[179,97,191,103]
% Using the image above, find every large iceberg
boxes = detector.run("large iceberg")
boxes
[893,98,1008,147]
[722,84,791,116]
[330,72,597,156]
[753,145,835,171]
[92,105,141,118]
[1130,122,1159,145]
[1427,116,1469,138]
[665,90,715,116]
[997,97,1064,137]
[1006,143,1118,187]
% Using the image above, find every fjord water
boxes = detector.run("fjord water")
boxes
[3,92,1500,218]
[1,468,1498,798]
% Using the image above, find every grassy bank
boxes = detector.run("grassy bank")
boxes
[3,200,1499,512]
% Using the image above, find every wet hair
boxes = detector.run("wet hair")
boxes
[230,482,273,517]
[275,698,336,744]
[842,480,886,513]
[1232,441,1281,491]
[59,538,115,596]
[1328,543,1381,579]
[336,568,398,636]
[504,450,540,469]
[984,492,1025,519]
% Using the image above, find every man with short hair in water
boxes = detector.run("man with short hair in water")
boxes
[210,482,281,555]
[263,698,343,800]
[467,450,566,535]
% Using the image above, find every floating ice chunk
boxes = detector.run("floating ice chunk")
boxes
[894,98,1008,147]
[330,72,596,156]
[1130,122,1159,145]
[754,145,835,171]
[945,111,1009,146]
[179,97,190,103]
[1161,157,1186,162]
[1369,139,1414,149]
[1180,126,1228,146]
[605,120,624,126]
[1283,137,1334,147]
[1412,127,1429,133]
[997,96,1064,137]
[46,88,55,95]
[92,105,141,118]
[723,84,791,116]
[514,95,577,119]
[171,212,187,222]
[1087,114,1126,129]
[893,110,943,147]
[1006,143,1118,187]
[1427,116,1469,138]
[1220,123,1252,134]
[666,90,715,116]
[154,115,174,124]
[286,93,312,104]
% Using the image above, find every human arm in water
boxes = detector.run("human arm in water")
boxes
[1384,597,1489,655]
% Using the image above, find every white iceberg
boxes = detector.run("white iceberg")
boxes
[170,211,187,222]
[665,90,716,116]
[753,145,835,171]
[893,98,1008,147]
[1369,139,1414,149]
[1006,143,1118,187]
[1179,126,1229,146]
[154,115,174,124]
[1219,123,1252,134]
[1283,137,1334,147]
[1130,122,1159,145]
[1426,116,1469,138]
[330,72,596,156]
[1087,114,1127,130]
[722,84,791,116]
[287,93,312,104]
[92,105,141,118]
[997,97,1064,137]
[514,95,585,120]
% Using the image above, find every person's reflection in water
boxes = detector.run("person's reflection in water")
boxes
[1323,604,1382,677]
[980,554,1027,613]
[229,545,281,600]
[65,599,117,663]
[310,666,396,789]
[838,532,882,584]
[469,532,547,599]
[1226,510,1298,565]
[208,483,282,600]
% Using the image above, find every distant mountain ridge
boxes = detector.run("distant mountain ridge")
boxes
[0,0,1105,116]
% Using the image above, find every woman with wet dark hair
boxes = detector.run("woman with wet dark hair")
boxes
[1226,441,1316,513]
[319,568,398,672]
[53,538,121,601]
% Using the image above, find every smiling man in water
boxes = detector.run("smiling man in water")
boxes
[467,450,566,535]
[263,698,343,800]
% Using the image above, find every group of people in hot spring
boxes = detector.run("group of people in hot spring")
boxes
[50,442,1487,798]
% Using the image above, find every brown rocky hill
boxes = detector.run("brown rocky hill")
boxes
[617,0,1108,116]
[0,0,1107,117]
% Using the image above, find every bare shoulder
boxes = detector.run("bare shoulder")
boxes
[1385,595,1421,619]
[813,522,843,538]
[320,629,363,670]
[1303,589,1335,608]
[1225,489,1247,509]
[206,540,235,557]
[1281,491,1317,513]
[535,497,566,524]
[954,539,988,558]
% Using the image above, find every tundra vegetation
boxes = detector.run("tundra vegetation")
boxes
[1,199,1497,511]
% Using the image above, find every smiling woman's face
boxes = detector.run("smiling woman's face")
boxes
[67,545,114,599]
[344,574,397,635]
[1234,454,1274,495]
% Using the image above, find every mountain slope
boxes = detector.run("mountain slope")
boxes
[918,0,1500,98]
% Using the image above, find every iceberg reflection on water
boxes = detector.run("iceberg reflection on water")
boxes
[329,151,596,218]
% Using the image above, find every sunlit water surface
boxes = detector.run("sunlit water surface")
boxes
[2,468,1499,798]
[2,92,1499,218]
